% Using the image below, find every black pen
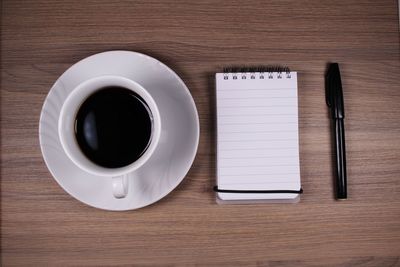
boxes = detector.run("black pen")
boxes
[326,63,347,199]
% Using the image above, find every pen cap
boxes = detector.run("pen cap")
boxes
[326,63,345,119]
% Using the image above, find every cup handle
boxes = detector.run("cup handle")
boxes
[112,175,129,199]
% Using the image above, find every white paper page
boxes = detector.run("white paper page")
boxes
[216,72,301,201]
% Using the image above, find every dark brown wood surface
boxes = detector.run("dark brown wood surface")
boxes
[1,0,400,266]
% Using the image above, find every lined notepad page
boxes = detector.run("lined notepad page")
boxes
[216,72,301,201]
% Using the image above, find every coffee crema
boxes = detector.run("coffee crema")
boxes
[74,87,153,168]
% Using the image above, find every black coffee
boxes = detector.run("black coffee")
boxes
[75,87,153,168]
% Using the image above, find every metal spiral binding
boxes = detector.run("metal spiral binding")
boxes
[223,66,291,80]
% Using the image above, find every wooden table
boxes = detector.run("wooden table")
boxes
[1,0,400,266]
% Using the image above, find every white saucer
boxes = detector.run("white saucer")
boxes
[39,51,199,211]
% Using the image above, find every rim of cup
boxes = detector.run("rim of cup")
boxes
[58,75,161,177]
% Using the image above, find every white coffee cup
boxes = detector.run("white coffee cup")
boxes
[58,76,161,199]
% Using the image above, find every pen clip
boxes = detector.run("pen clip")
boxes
[325,73,332,108]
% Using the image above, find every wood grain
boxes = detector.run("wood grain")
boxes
[1,0,400,266]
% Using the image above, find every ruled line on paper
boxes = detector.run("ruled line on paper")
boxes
[219,114,296,118]
[219,173,300,177]
[219,160,299,168]
[218,96,298,100]
[220,147,298,152]
[218,149,299,158]
[218,88,296,91]
[218,131,298,140]
[219,170,300,176]
[218,107,297,114]
[219,137,296,146]
[219,164,298,169]
[219,97,297,102]
[218,94,297,99]
[220,138,297,142]
[220,180,300,185]
[218,104,296,109]
[219,155,299,159]
[218,115,297,125]
[219,102,297,108]
[218,129,297,133]
[219,122,298,126]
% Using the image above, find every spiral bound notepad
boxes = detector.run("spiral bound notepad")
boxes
[215,68,302,203]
